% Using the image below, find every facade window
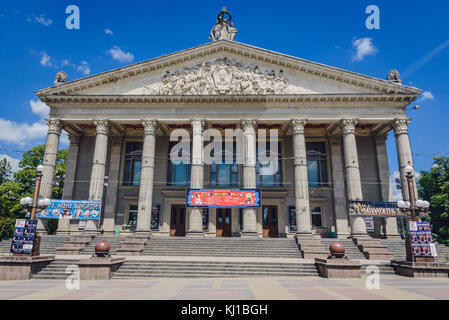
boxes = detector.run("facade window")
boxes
[311,206,323,227]
[210,142,238,187]
[256,141,282,186]
[124,142,143,186]
[168,142,191,186]
[239,208,243,231]
[306,142,328,187]
[151,205,161,230]
[127,205,138,226]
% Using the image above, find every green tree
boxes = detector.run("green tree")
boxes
[0,181,29,240]
[0,144,68,239]
[418,156,449,245]
[0,157,12,184]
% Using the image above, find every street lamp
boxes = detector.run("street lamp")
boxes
[396,165,431,262]
[18,165,51,256]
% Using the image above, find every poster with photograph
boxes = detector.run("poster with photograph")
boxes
[364,216,375,233]
[10,219,37,254]
[410,221,437,257]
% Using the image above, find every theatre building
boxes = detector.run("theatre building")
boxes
[35,9,421,240]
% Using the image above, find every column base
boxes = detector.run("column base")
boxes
[241,231,258,239]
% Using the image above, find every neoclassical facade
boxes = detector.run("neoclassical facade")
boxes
[35,29,421,239]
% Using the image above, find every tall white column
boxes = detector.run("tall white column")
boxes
[291,120,312,236]
[187,119,206,237]
[39,119,62,235]
[57,133,79,235]
[375,134,400,238]
[341,119,367,236]
[329,135,351,238]
[102,135,123,235]
[136,120,158,235]
[85,120,109,233]
[393,119,417,201]
[241,120,258,238]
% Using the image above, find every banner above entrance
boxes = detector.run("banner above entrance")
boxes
[186,189,261,208]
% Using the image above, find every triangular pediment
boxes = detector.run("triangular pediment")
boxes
[36,40,421,99]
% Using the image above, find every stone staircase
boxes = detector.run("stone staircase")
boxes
[320,238,367,260]
[140,238,301,258]
[380,239,449,263]
[112,260,319,278]
[0,235,69,255]
[80,236,128,256]
[32,259,79,280]
[361,264,398,275]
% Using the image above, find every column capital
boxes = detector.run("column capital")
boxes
[46,119,63,135]
[393,118,410,135]
[291,119,307,135]
[375,134,388,146]
[142,119,158,136]
[241,120,257,131]
[93,120,110,135]
[191,119,206,133]
[341,119,358,135]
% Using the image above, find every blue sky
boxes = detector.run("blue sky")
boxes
[0,0,448,199]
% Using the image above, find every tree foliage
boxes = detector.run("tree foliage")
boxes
[0,145,68,240]
[418,156,449,245]
[0,158,12,185]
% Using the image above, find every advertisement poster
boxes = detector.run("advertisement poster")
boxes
[364,216,375,233]
[410,221,437,257]
[11,219,37,254]
[349,201,408,217]
[27,199,102,220]
[186,189,261,208]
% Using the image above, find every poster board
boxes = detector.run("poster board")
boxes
[10,219,37,254]
[409,221,437,257]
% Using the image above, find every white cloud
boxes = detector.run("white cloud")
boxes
[40,52,53,67]
[0,119,47,146]
[351,37,378,62]
[75,61,91,75]
[0,99,52,146]
[28,14,53,26]
[30,99,50,118]
[0,154,20,172]
[104,29,113,35]
[417,91,435,102]
[107,45,135,63]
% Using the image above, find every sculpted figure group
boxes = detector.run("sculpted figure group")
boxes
[209,7,238,41]
[153,58,292,96]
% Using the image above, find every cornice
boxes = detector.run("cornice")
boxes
[35,41,422,98]
[39,93,418,105]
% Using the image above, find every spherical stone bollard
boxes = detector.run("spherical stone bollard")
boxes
[329,241,345,259]
[95,240,110,258]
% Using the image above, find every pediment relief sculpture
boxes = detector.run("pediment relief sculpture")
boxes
[143,58,298,96]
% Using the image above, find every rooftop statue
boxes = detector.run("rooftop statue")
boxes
[209,7,238,42]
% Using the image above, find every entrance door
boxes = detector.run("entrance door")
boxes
[170,205,186,237]
[216,209,232,237]
[262,206,278,238]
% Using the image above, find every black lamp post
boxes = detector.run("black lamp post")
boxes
[396,165,430,262]
[18,165,51,257]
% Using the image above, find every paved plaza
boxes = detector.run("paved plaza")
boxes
[0,276,448,300]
